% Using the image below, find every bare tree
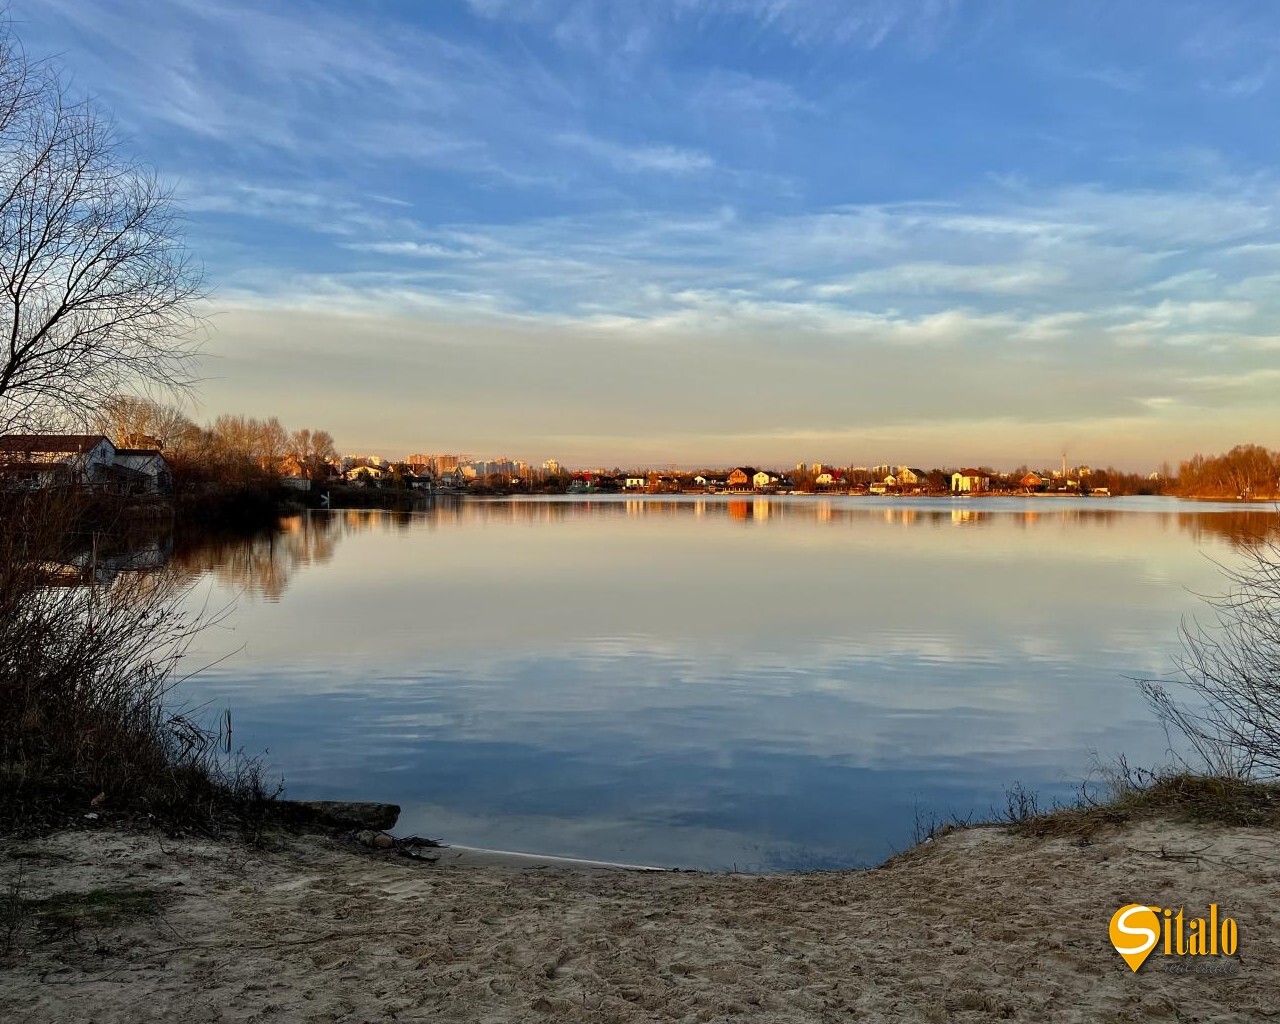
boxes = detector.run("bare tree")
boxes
[1139,538,1280,778]
[0,24,200,432]
[288,427,336,480]
[256,417,288,474]
[93,394,198,450]
[211,413,254,458]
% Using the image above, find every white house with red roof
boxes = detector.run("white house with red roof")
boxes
[0,435,171,493]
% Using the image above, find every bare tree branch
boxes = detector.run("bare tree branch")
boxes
[0,22,201,432]
[1139,533,1280,778]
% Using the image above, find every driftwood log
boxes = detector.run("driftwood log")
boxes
[276,800,401,831]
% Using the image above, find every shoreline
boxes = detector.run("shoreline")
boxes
[433,843,672,872]
[2,811,1274,1022]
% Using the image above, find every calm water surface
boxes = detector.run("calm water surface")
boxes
[178,495,1279,871]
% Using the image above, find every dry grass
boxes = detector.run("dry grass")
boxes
[1007,769,1280,840]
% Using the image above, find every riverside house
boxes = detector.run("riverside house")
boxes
[114,449,174,494]
[344,463,388,484]
[0,434,171,494]
[951,469,991,494]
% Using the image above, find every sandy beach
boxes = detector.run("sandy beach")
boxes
[1,815,1275,1023]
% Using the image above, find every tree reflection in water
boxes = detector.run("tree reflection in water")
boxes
[55,498,1280,602]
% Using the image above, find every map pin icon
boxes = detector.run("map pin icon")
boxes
[1110,904,1160,972]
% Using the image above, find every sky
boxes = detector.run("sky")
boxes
[17,0,1280,468]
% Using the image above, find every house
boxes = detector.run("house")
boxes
[752,470,779,490]
[1020,472,1046,492]
[438,467,469,489]
[815,471,845,487]
[897,467,927,486]
[727,467,756,490]
[951,469,990,493]
[113,449,172,494]
[0,434,119,489]
[0,435,176,495]
[344,464,387,484]
[624,475,647,490]
[693,473,727,490]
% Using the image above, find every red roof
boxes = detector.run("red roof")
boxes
[0,434,110,455]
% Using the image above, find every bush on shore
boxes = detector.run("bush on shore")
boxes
[0,491,278,837]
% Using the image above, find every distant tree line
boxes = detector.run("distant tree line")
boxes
[1177,444,1280,499]
[94,395,336,493]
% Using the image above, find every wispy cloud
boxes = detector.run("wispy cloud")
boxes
[193,176,1280,357]
[557,133,715,175]
[1212,62,1274,98]
[466,0,965,54]
[342,242,482,260]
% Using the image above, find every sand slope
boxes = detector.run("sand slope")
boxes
[1,820,1276,1022]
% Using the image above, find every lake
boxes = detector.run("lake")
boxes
[176,495,1278,871]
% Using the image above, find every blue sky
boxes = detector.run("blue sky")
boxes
[20,0,1280,466]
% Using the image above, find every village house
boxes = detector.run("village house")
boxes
[0,434,118,489]
[897,467,927,486]
[951,468,991,493]
[1020,471,1047,492]
[437,466,470,489]
[624,475,647,490]
[344,463,388,484]
[0,434,170,494]
[113,448,173,494]
[727,467,756,491]
[815,470,845,487]
[752,470,780,490]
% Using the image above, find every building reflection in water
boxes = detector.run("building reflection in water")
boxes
[61,496,1280,603]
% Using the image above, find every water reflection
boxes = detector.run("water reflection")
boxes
[163,496,1280,871]
[154,497,1280,602]
[170,517,342,601]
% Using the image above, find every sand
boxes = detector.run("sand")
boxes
[1,818,1276,1023]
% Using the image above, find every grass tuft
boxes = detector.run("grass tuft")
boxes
[1005,769,1280,840]
[28,886,169,934]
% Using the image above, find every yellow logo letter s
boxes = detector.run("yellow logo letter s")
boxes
[1110,904,1159,972]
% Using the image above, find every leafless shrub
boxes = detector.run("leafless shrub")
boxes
[1138,537,1280,779]
[997,781,1043,824]
[0,489,274,833]
[0,865,26,957]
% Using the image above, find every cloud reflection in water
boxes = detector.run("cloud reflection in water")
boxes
[180,496,1278,870]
